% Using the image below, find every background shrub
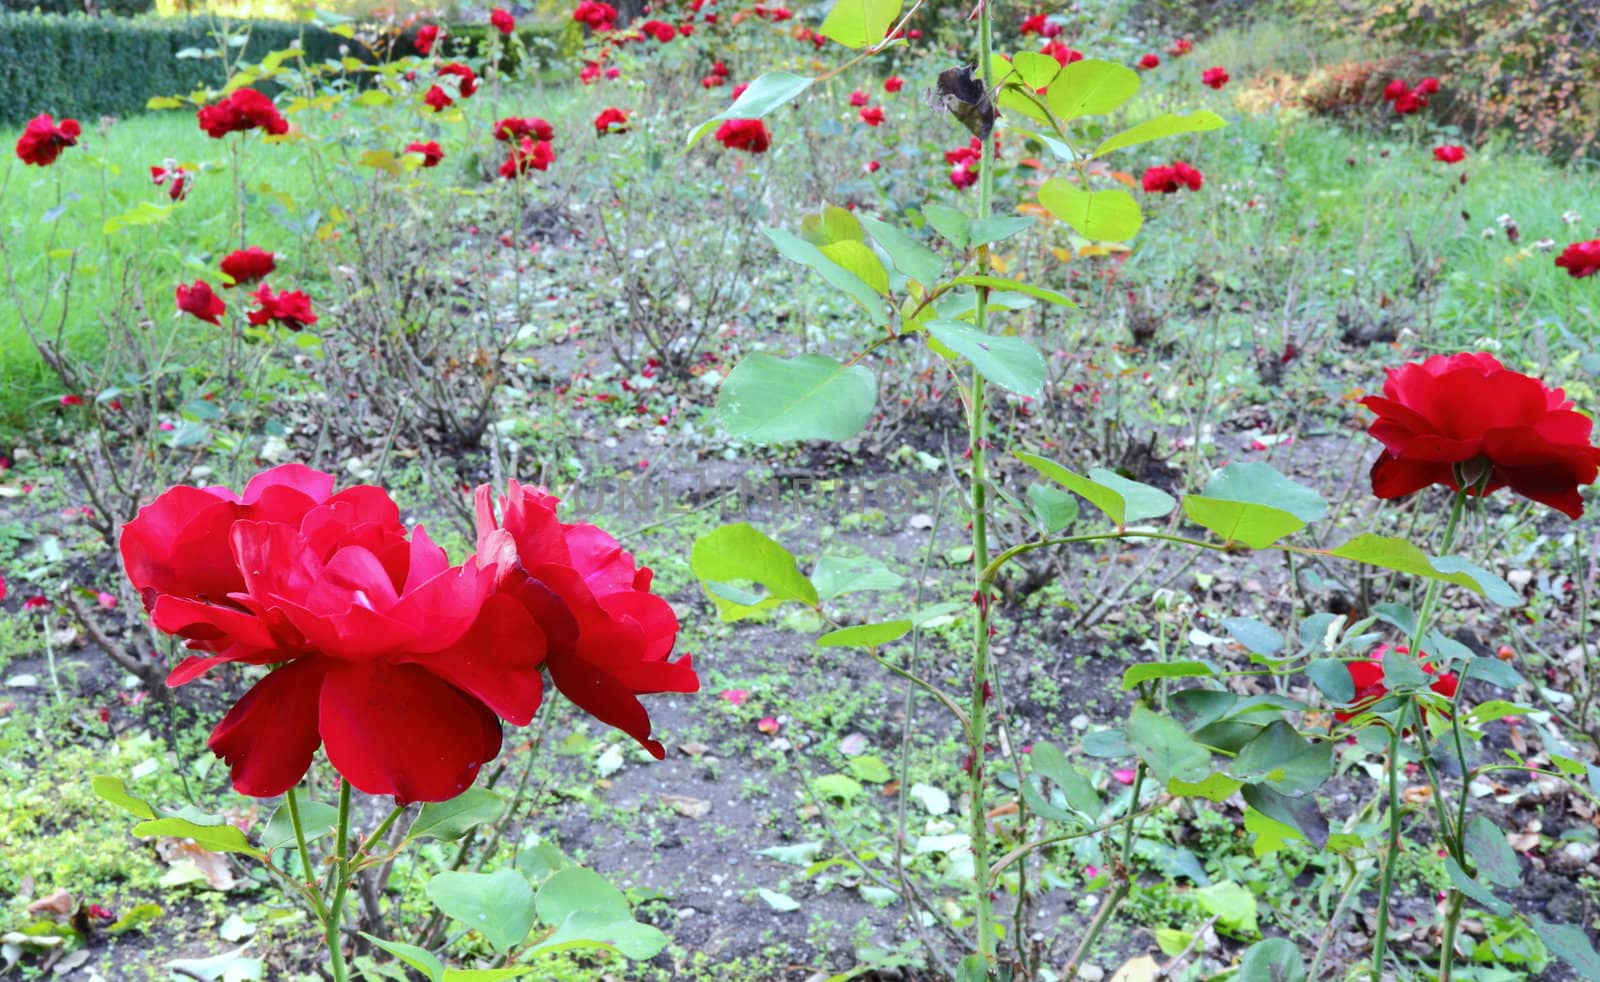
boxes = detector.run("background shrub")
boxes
[0,0,154,17]
[0,14,367,124]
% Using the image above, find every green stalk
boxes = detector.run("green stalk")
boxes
[965,0,999,972]
[1369,711,1406,982]
[322,781,353,982]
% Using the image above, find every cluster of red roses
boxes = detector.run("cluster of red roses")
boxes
[494,115,556,177]
[197,88,289,138]
[702,60,731,90]
[175,247,318,332]
[1201,66,1229,89]
[847,79,899,129]
[423,61,479,112]
[1334,648,1458,724]
[1019,12,1060,37]
[573,0,617,31]
[1383,76,1440,115]
[121,465,697,803]
[946,136,993,190]
[14,113,81,166]
[1141,160,1203,193]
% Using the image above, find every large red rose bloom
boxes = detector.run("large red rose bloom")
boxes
[121,465,548,803]
[1361,352,1600,518]
[474,481,697,757]
[16,113,81,166]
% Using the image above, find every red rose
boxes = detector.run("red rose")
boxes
[730,82,749,100]
[1418,76,1440,94]
[701,74,725,88]
[490,7,515,34]
[423,86,453,112]
[884,75,904,93]
[1201,66,1229,89]
[712,61,729,76]
[1382,79,1410,100]
[950,163,978,189]
[219,247,276,287]
[494,116,553,142]
[1393,91,1425,114]
[640,19,676,41]
[849,89,869,107]
[247,284,318,331]
[580,59,602,84]
[196,89,287,139]
[1556,240,1600,278]
[752,4,792,20]
[865,160,880,173]
[150,161,193,201]
[859,105,884,127]
[714,118,770,153]
[176,281,227,325]
[438,62,478,98]
[594,107,629,134]
[122,465,548,803]
[1138,53,1160,70]
[1041,42,1083,66]
[1019,13,1058,36]
[1433,144,1466,164]
[945,137,983,167]
[16,113,81,166]
[405,140,444,166]
[572,0,617,30]
[1361,352,1600,518]
[415,23,440,54]
[1333,648,1458,723]
[500,137,554,178]
[474,482,696,757]
[1168,37,1191,56]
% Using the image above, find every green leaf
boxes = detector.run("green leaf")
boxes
[426,869,535,953]
[967,215,1034,247]
[926,320,1046,397]
[1028,741,1101,816]
[261,799,338,851]
[1194,881,1259,937]
[1037,179,1142,242]
[1229,721,1331,794]
[1044,59,1140,121]
[92,776,157,820]
[105,902,163,935]
[1204,462,1328,521]
[1093,110,1228,157]
[1464,815,1522,889]
[1007,51,1061,89]
[688,72,813,146]
[718,353,877,444]
[132,818,259,857]
[1015,453,1176,526]
[817,0,901,49]
[1532,917,1600,979]
[360,935,443,982]
[1026,483,1079,532]
[1325,535,1520,605]
[1381,646,1431,689]
[812,773,864,801]
[817,620,913,648]
[1082,728,1132,757]
[1235,937,1307,982]
[847,755,892,783]
[1444,859,1511,916]
[811,555,904,599]
[922,203,970,249]
[532,867,668,960]
[1182,496,1306,549]
[766,228,885,319]
[146,95,185,110]
[1242,805,1304,856]
[1241,784,1328,849]
[1223,617,1284,657]
[1167,771,1245,802]
[818,239,891,297]
[1127,705,1212,786]
[1306,658,1355,703]
[103,201,173,236]
[1121,660,1216,690]
[692,523,818,620]
[407,788,506,842]
[948,275,1075,307]
[858,214,943,284]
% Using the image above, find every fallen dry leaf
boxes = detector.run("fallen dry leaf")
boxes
[678,741,710,757]
[661,794,712,819]
[1108,954,1158,982]
[1402,785,1433,804]
[26,888,74,918]
[156,838,237,890]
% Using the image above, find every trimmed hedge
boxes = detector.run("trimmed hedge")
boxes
[1,0,153,17]
[0,14,367,125]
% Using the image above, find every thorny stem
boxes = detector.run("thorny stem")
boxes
[964,0,998,970]
[323,781,353,982]
[1370,711,1407,982]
